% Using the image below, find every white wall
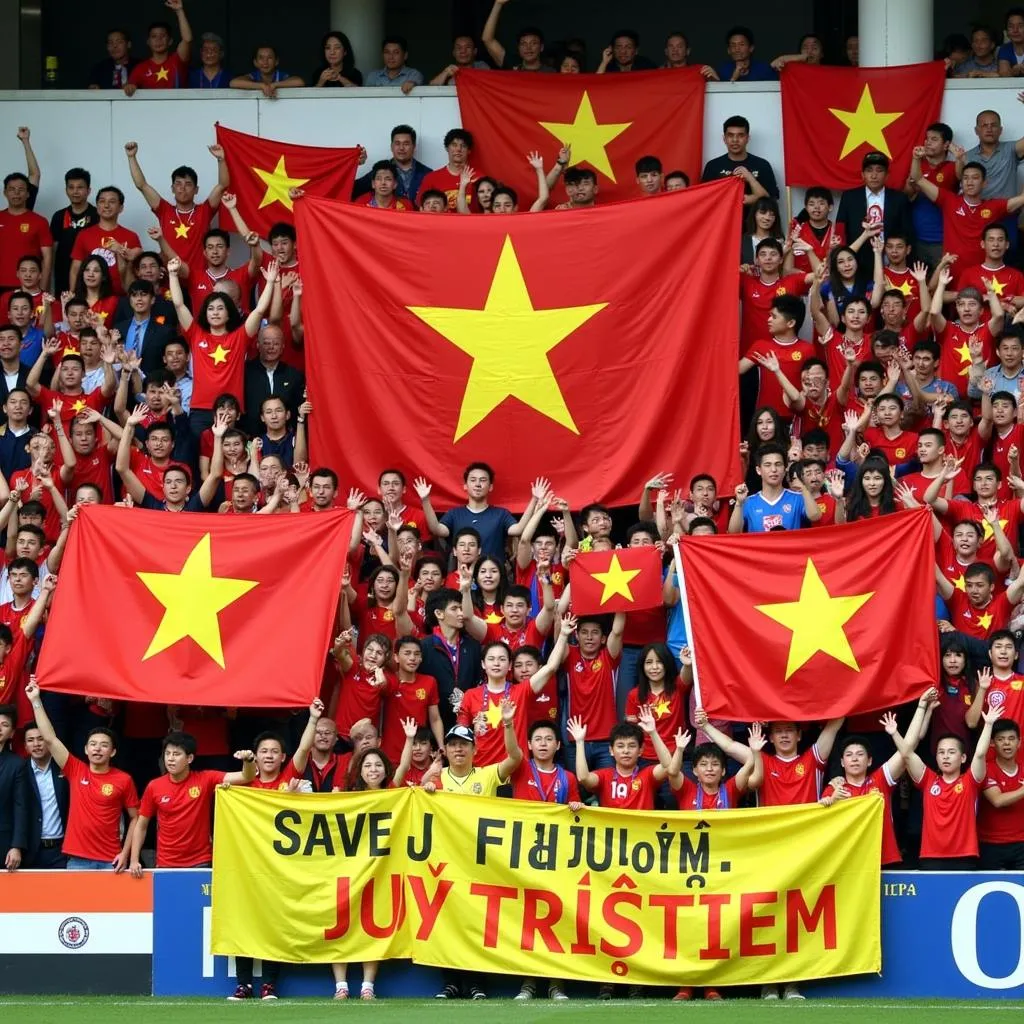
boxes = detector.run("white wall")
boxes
[1,80,1024,240]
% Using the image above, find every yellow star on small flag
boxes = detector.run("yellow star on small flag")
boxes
[209,344,230,365]
[407,236,606,440]
[591,553,642,606]
[174,223,191,239]
[538,91,632,182]
[137,534,258,667]
[828,84,903,160]
[483,700,503,729]
[252,156,311,211]
[755,559,874,679]
[652,697,672,719]
[155,65,170,82]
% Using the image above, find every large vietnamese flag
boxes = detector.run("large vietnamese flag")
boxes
[679,508,937,721]
[781,62,946,189]
[215,124,360,236]
[36,505,354,707]
[455,67,705,205]
[295,178,742,510]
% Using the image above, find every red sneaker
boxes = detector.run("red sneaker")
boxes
[226,985,252,1001]
[672,987,693,1001]
[704,989,722,1001]
[260,984,278,1000]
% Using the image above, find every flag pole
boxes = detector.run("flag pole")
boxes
[786,185,793,232]
[670,539,702,710]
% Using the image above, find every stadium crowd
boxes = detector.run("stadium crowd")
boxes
[1,0,1024,1005]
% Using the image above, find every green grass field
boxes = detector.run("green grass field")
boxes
[1,998,1020,1024]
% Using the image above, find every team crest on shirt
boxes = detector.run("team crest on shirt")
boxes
[776,286,788,296]
[817,501,827,514]
[795,763,806,777]
[101,783,114,796]
[471,782,482,794]
[792,352,803,361]
[382,610,394,622]
[1013,680,1023,691]
[954,782,964,794]
[895,448,907,459]
[936,172,945,183]
[981,209,992,219]
[188,785,201,798]
[552,571,564,586]
[631,779,641,791]
[416,688,427,700]
[930,783,941,796]
[19,223,28,233]
[782,504,792,513]
[593,660,602,671]
[990,690,1006,708]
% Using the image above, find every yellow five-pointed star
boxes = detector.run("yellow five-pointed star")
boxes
[828,85,903,160]
[984,276,1006,296]
[538,91,632,182]
[155,65,169,82]
[955,343,972,374]
[953,573,966,592]
[252,156,311,211]
[755,559,874,679]
[591,553,642,605]
[70,399,86,414]
[886,276,913,297]
[137,534,258,668]
[209,344,230,365]
[652,697,672,719]
[978,611,994,631]
[483,699,503,729]
[174,223,190,239]
[981,517,1009,542]
[484,611,504,624]
[407,236,606,440]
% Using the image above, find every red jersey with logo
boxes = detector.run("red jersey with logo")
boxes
[129,449,190,502]
[863,427,918,466]
[809,492,838,527]
[565,648,620,740]
[350,597,398,646]
[8,467,62,542]
[989,424,1024,500]
[128,54,187,89]
[380,674,438,763]
[156,198,214,272]
[510,761,580,803]
[978,758,1024,844]
[593,764,660,810]
[187,265,254,314]
[352,194,413,211]
[956,264,1024,321]
[757,747,825,806]
[0,210,52,288]
[746,336,816,417]
[70,224,142,295]
[675,776,742,811]
[418,167,480,211]
[789,219,845,275]
[624,686,687,761]
[34,386,105,433]
[823,766,900,864]
[740,273,810,357]
[794,391,844,451]
[938,321,993,397]
[881,267,921,322]
[981,674,1024,726]
[0,630,31,706]
[61,755,139,862]
[333,666,386,738]
[946,590,1012,640]
[250,761,301,791]
[457,680,531,766]
[817,327,869,387]
[483,618,546,651]
[947,497,1021,560]
[258,253,302,368]
[934,191,1010,270]
[139,769,225,866]
[944,430,984,497]
[185,322,250,411]
[916,766,980,858]
[515,558,568,601]
[0,600,31,634]
[935,531,997,595]
[67,445,114,505]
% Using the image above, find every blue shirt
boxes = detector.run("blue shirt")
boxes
[714,59,778,82]
[440,505,516,559]
[247,69,293,83]
[19,326,44,368]
[999,41,1024,67]
[665,568,687,660]
[189,68,232,88]
[740,489,808,532]
[364,66,424,87]
[259,431,296,468]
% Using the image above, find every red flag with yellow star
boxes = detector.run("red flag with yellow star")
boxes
[780,62,946,189]
[215,124,360,235]
[570,547,664,615]
[678,508,937,721]
[455,68,705,204]
[36,505,354,707]
[295,178,742,510]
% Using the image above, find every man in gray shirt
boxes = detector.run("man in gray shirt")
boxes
[363,36,424,92]
[960,108,1024,249]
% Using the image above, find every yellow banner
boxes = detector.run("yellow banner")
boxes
[211,787,881,985]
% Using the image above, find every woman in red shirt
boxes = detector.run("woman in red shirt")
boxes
[73,255,119,325]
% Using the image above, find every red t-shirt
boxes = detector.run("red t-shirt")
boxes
[624,685,687,761]
[978,758,1024,844]
[746,336,817,418]
[418,167,478,211]
[258,253,302,369]
[185,322,251,410]
[0,599,31,634]
[822,766,900,864]
[457,680,531,766]
[157,198,214,272]
[956,264,1024,321]
[938,321,994,397]
[129,449,191,502]
[510,761,581,803]
[862,427,918,466]
[794,391,844,452]
[350,596,399,646]
[946,590,1012,641]
[946,497,1021,561]
[810,492,839,527]
[0,630,30,706]
[817,327,869,387]
[0,210,52,288]
[9,467,62,542]
[944,430,984,497]
[935,190,1010,270]
[70,224,142,295]
[61,755,139,862]
[981,674,1024,727]
[139,769,225,867]
[881,267,922,322]
[250,761,301,791]
[128,54,188,89]
[899,470,943,504]
[353,194,414,211]
[789,219,845,276]
[68,446,114,505]
[935,529,997,595]
[565,648,620,741]
[35,385,106,432]
[740,273,810,357]
[381,674,438,763]
[757,747,825,806]
[989,424,1024,500]
[915,766,980,859]
[333,666,386,738]
[593,764,660,810]
[483,618,546,651]
[188,265,254,314]
[675,776,742,811]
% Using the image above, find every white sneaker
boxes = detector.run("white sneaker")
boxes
[514,987,535,1001]
[782,984,805,1000]
[760,985,780,1000]
[549,986,569,1001]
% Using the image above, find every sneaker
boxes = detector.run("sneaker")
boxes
[548,985,569,1001]
[598,985,613,1001]
[782,984,805,1001]
[259,984,278,1001]
[761,985,780,1000]
[435,985,460,1000]
[704,989,722,1001]
[360,987,376,1001]
[227,984,252,1001]
[334,988,349,1001]
[469,987,487,1000]
[628,986,643,1000]
[515,986,535,1001]
[672,987,693,1001]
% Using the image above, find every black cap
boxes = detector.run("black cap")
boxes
[862,151,890,170]
[445,725,476,744]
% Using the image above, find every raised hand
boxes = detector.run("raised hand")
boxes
[413,476,431,500]
[127,402,150,426]
[674,728,691,752]
[499,698,516,725]
[636,704,656,733]
[879,711,898,735]
[566,715,587,742]
[346,487,367,510]
[166,256,181,276]
[748,721,767,751]
[220,192,237,210]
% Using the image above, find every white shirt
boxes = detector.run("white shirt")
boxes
[865,187,885,234]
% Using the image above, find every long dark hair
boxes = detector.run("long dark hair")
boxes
[319,30,358,73]
[196,291,243,332]
[827,245,872,300]
[745,405,790,491]
[347,747,394,791]
[75,255,114,302]
[636,643,678,703]
[745,196,783,239]
[845,457,896,522]
[472,556,508,613]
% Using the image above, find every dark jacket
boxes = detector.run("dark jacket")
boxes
[419,632,482,732]
[353,158,433,205]
[835,187,914,275]
[242,358,305,434]
[21,756,70,863]
[0,746,28,859]
[0,364,31,424]
[113,317,178,380]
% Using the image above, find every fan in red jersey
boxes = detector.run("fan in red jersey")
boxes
[978,718,1024,871]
